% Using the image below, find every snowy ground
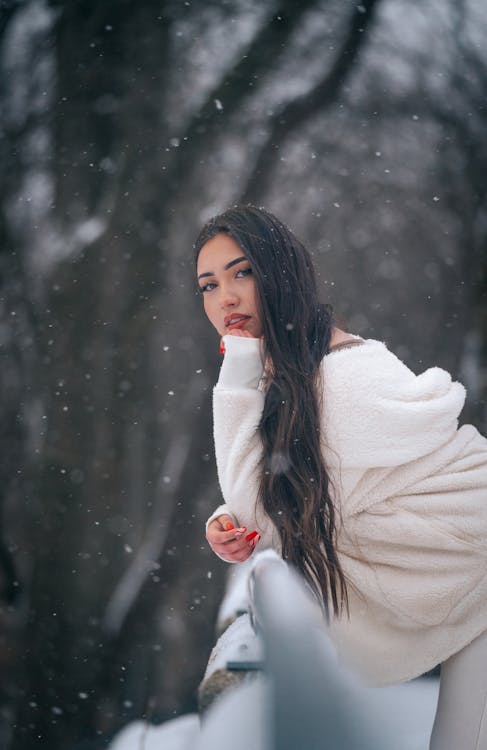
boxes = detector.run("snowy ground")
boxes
[108,675,439,750]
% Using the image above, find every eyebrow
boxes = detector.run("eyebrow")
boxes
[197,255,247,280]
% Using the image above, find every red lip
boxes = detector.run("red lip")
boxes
[224,314,251,330]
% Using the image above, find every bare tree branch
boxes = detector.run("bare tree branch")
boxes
[240,0,382,203]
[101,373,205,637]
[102,433,191,636]
[171,0,321,178]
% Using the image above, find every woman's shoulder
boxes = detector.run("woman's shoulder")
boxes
[323,334,460,401]
[321,334,467,467]
[329,327,359,350]
[328,333,366,353]
[326,331,463,407]
[322,334,465,424]
[328,328,384,356]
[324,335,402,393]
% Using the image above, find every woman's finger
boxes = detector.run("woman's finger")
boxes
[207,514,234,531]
[215,514,235,530]
[206,524,247,544]
[210,532,261,557]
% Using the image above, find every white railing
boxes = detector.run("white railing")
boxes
[197,550,407,750]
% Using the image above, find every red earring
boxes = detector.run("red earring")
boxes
[219,339,226,355]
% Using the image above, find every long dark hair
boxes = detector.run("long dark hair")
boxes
[194,205,348,618]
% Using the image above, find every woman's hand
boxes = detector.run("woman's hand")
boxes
[206,514,261,562]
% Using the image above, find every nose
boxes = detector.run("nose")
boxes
[219,282,239,309]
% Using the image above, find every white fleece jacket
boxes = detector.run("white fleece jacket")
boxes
[208,335,487,685]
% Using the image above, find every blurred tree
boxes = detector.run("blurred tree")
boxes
[0,0,485,748]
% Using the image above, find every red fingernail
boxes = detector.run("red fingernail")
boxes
[219,339,226,355]
[245,531,258,542]
[225,522,234,531]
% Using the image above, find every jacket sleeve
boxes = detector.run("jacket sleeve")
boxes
[209,335,274,541]
[322,341,466,469]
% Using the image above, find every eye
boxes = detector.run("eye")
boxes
[236,267,252,278]
[199,281,217,293]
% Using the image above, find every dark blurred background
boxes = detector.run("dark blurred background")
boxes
[0,0,486,748]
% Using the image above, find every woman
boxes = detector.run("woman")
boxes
[194,205,487,749]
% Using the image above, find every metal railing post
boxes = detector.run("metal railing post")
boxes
[248,550,399,750]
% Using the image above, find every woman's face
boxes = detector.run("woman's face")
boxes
[196,233,263,339]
